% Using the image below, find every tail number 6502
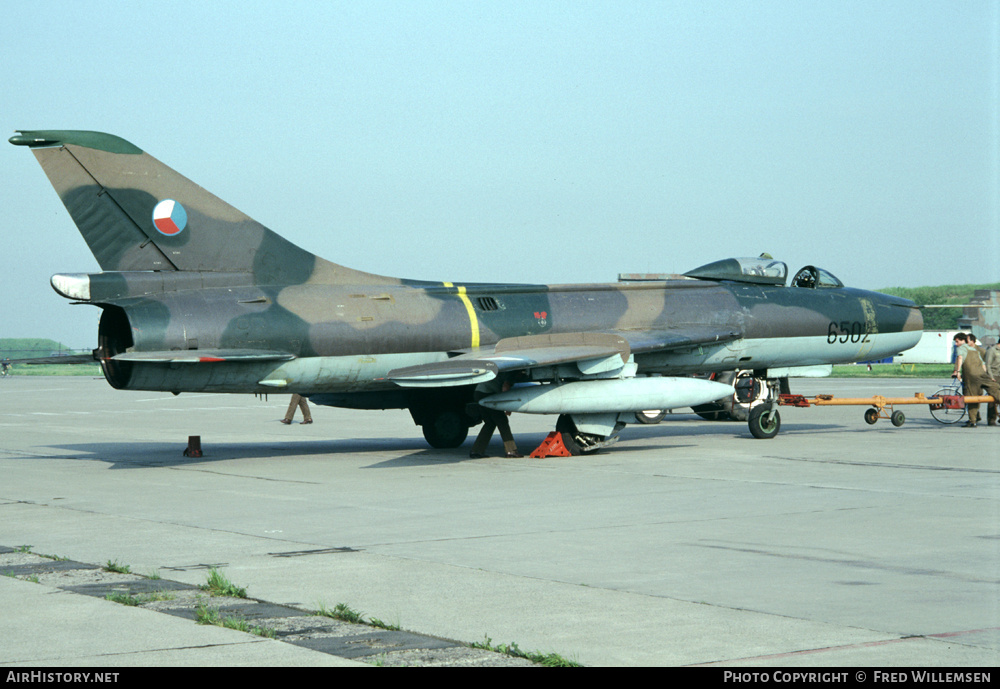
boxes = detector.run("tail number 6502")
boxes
[828,321,870,344]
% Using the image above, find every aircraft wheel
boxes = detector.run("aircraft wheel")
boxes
[422,410,469,449]
[890,410,906,427]
[555,415,603,455]
[864,408,879,425]
[635,410,667,424]
[748,406,781,439]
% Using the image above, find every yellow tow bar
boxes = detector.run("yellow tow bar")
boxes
[777,393,997,427]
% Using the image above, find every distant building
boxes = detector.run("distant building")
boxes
[893,331,963,365]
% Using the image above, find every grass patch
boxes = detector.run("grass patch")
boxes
[369,616,401,631]
[104,559,131,574]
[13,574,41,584]
[200,568,247,598]
[105,590,176,606]
[471,635,581,667]
[312,602,401,631]
[105,592,142,606]
[830,364,954,378]
[2,364,102,376]
[17,547,70,562]
[315,601,366,624]
[196,603,275,638]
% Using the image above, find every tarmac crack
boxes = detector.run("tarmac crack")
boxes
[692,541,1000,585]
[162,466,324,485]
[690,626,1000,666]
[764,454,1000,474]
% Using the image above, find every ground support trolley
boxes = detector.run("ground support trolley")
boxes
[777,393,997,427]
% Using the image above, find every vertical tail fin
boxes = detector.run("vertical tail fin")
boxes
[10,130,392,285]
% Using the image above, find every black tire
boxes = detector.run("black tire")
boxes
[864,408,879,425]
[422,410,470,448]
[555,415,607,455]
[635,410,667,424]
[890,410,905,427]
[748,406,781,439]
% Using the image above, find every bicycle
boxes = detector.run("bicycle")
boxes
[928,379,966,424]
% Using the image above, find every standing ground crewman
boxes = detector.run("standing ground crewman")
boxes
[953,333,999,427]
[469,376,522,458]
[282,394,313,425]
[985,334,1000,426]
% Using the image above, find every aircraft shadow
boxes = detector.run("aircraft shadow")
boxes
[41,437,473,471]
[36,415,941,471]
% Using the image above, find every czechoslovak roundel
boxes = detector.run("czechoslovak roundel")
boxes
[152,199,188,236]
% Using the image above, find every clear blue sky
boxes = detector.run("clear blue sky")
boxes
[3,0,998,347]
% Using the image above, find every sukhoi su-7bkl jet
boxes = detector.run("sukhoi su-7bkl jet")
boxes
[10,130,923,454]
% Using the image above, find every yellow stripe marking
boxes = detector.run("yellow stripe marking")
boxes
[445,282,480,349]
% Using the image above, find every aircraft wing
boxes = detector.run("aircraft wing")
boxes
[608,326,741,354]
[9,350,296,367]
[110,349,296,363]
[386,327,740,388]
[386,343,626,388]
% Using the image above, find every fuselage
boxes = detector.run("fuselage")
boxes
[86,273,922,394]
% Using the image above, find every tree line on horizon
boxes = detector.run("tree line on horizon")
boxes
[878,282,1000,331]
[0,338,87,360]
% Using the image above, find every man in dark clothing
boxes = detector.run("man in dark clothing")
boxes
[469,377,521,458]
[953,333,999,427]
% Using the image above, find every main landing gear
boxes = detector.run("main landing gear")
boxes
[408,390,476,449]
[555,414,627,455]
[420,408,471,448]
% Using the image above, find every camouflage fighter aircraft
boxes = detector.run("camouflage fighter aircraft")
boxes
[9,130,923,453]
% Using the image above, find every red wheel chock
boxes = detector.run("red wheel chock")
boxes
[530,432,573,458]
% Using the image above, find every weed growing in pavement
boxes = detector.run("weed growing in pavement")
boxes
[315,601,365,624]
[104,559,131,574]
[105,591,176,606]
[196,602,275,638]
[471,635,582,667]
[200,568,247,598]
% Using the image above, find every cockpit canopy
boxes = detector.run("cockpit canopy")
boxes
[684,257,844,289]
[683,257,788,285]
[790,265,844,289]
